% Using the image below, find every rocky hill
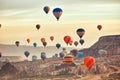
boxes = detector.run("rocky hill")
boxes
[80,35,120,57]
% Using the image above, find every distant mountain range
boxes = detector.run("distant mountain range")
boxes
[0,44,78,61]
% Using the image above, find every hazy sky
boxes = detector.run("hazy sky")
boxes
[0,0,120,48]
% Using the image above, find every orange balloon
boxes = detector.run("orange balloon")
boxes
[41,38,46,43]
[84,56,95,70]
[50,36,54,41]
[27,38,30,43]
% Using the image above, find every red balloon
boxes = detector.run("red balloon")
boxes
[84,56,95,70]
[64,36,71,45]
[69,40,73,45]
[97,25,102,30]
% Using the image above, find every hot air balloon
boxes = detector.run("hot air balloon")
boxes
[74,41,78,47]
[79,39,84,45]
[41,52,46,61]
[41,38,46,43]
[76,28,85,38]
[36,24,40,30]
[70,49,78,57]
[32,55,37,61]
[97,25,102,30]
[43,6,50,14]
[98,49,107,56]
[0,24,1,28]
[61,55,74,65]
[15,41,20,47]
[69,40,73,45]
[77,52,84,58]
[59,52,65,58]
[0,52,2,58]
[64,36,71,45]
[24,51,30,58]
[53,8,63,21]
[33,42,37,47]
[42,42,47,47]
[50,36,54,41]
[27,38,30,44]
[56,43,61,49]
[84,56,95,70]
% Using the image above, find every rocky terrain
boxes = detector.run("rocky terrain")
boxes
[0,35,120,80]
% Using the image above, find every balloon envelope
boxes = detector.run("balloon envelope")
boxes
[41,38,46,43]
[98,49,107,55]
[15,41,20,47]
[74,41,78,46]
[42,42,47,47]
[50,36,54,41]
[79,39,84,45]
[36,24,40,30]
[77,52,84,58]
[43,6,50,14]
[76,28,85,38]
[33,42,37,47]
[24,51,30,57]
[0,52,2,58]
[64,36,71,45]
[97,25,102,30]
[27,38,30,43]
[84,56,95,70]
[53,8,63,20]
[56,43,61,49]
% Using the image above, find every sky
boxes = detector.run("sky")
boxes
[0,0,120,48]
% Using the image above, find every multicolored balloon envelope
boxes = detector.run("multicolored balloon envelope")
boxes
[76,28,85,38]
[43,6,50,14]
[53,8,63,21]
[84,56,95,70]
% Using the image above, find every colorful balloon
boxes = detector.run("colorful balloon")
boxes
[41,38,46,43]
[56,43,61,49]
[33,42,37,47]
[36,24,40,30]
[50,36,54,41]
[74,41,78,47]
[97,25,102,30]
[15,41,20,47]
[84,56,95,70]
[77,52,84,58]
[76,28,85,38]
[43,6,50,14]
[53,8,63,21]
[27,38,30,44]
[69,40,73,45]
[79,39,84,45]
[64,36,71,45]
[24,51,30,57]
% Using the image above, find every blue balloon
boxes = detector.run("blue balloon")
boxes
[53,8,63,20]
[77,52,84,58]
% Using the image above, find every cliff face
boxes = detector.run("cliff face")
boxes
[80,35,120,57]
